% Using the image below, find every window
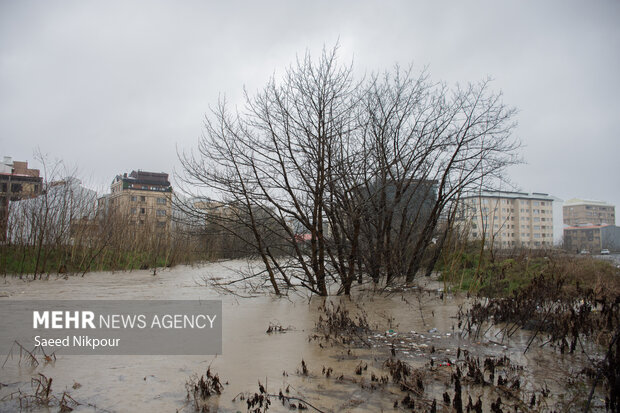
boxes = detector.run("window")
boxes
[140,196,146,202]
[131,196,137,202]
[140,208,146,214]
[11,183,22,193]
[131,208,137,215]
[157,197,166,205]
[156,209,166,217]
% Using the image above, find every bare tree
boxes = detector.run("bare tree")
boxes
[179,46,520,295]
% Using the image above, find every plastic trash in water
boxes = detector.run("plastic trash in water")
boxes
[428,328,438,333]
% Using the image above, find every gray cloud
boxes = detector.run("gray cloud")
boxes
[1,0,619,208]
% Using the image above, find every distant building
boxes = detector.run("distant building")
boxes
[0,156,43,241]
[459,191,554,249]
[363,178,437,234]
[9,177,96,245]
[564,224,620,253]
[563,198,615,226]
[101,170,173,233]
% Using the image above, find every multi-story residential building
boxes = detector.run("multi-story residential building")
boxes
[459,191,554,249]
[563,198,615,226]
[0,156,43,241]
[564,224,620,253]
[101,170,172,233]
[9,177,97,245]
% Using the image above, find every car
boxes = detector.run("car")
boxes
[600,249,610,255]
[580,249,590,255]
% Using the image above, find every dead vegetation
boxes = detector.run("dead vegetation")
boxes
[459,266,620,412]
[265,322,293,334]
[310,301,371,347]
[231,377,324,412]
[0,373,104,412]
[1,340,56,368]
[185,367,224,412]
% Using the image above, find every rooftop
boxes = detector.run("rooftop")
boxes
[462,190,554,201]
[113,170,171,187]
[564,224,614,230]
[563,198,614,207]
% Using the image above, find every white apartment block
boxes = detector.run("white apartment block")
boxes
[459,191,554,249]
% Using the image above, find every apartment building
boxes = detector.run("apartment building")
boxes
[564,224,620,253]
[460,191,554,249]
[563,198,615,226]
[0,156,43,241]
[102,170,172,232]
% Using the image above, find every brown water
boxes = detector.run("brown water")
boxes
[0,261,606,412]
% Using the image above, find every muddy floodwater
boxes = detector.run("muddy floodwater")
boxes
[0,261,607,412]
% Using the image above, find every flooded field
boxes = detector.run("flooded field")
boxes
[0,261,610,412]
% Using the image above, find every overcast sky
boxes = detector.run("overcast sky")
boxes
[1,1,619,213]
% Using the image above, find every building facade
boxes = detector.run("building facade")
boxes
[102,170,172,233]
[563,224,620,253]
[459,191,554,249]
[563,198,615,226]
[0,156,43,241]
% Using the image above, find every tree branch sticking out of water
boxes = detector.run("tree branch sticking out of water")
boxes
[311,301,372,347]
[185,367,224,412]
[1,340,56,369]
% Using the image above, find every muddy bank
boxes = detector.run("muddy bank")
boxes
[0,261,610,412]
